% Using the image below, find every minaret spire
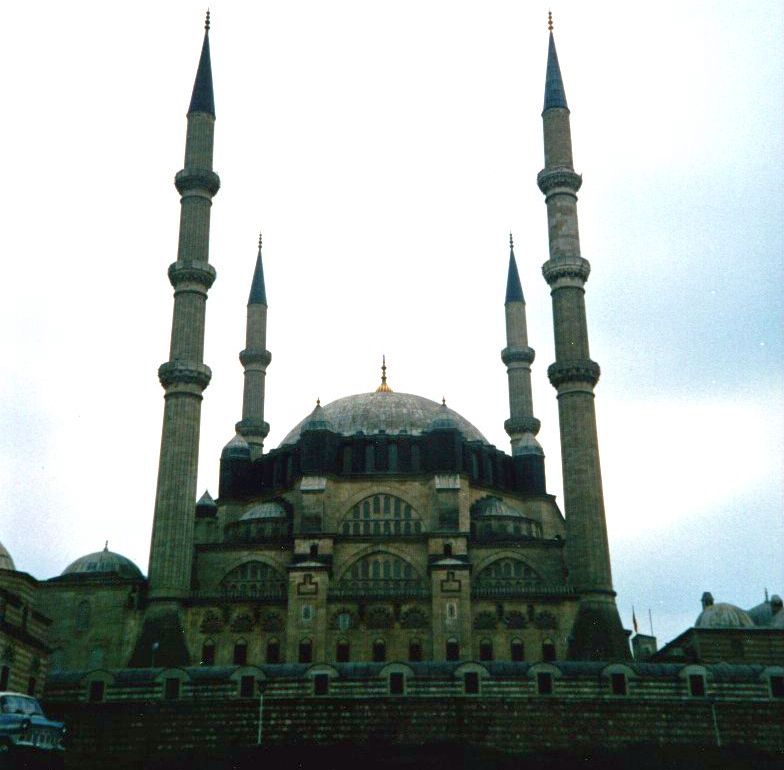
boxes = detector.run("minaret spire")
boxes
[237,233,272,458]
[537,22,628,659]
[502,235,545,487]
[133,17,221,667]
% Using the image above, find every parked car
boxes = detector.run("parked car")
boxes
[0,692,65,766]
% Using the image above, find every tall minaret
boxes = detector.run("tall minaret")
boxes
[538,15,628,659]
[147,13,219,606]
[502,235,546,492]
[236,234,271,459]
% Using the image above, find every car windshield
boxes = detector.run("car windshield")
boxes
[0,695,43,716]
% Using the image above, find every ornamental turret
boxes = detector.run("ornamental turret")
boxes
[538,15,628,659]
[236,234,271,458]
[132,14,219,667]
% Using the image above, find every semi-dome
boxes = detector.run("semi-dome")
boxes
[62,544,144,580]
[472,496,527,518]
[280,391,488,447]
[695,592,754,629]
[0,542,15,571]
[241,501,287,521]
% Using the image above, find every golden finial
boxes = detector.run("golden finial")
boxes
[316,397,321,407]
[375,355,393,393]
[509,232,514,250]
[205,9,211,32]
[547,10,553,32]
[258,232,262,252]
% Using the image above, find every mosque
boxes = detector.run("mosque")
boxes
[0,12,781,763]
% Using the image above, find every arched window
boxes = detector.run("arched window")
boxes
[479,639,493,661]
[299,639,312,664]
[542,639,556,662]
[445,638,459,662]
[233,639,248,665]
[473,558,541,595]
[339,552,423,598]
[201,640,216,666]
[75,600,91,631]
[511,638,524,662]
[266,638,280,664]
[372,639,386,663]
[220,561,286,599]
[340,495,424,537]
[336,639,350,663]
[408,639,423,662]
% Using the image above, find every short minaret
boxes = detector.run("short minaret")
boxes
[147,13,219,607]
[236,233,271,459]
[537,15,628,659]
[502,233,543,459]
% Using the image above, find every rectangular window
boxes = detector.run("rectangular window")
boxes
[769,675,784,699]
[88,680,105,703]
[314,674,329,695]
[537,672,553,695]
[164,678,180,700]
[688,674,706,697]
[446,640,459,661]
[27,677,37,697]
[610,673,627,696]
[266,641,280,664]
[389,672,404,695]
[239,676,255,698]
[299,641,312,664]
[464,672,479,695]
[0,667,9,690]
[233,643,247,666]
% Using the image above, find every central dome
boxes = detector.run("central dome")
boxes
[280,391,489,447]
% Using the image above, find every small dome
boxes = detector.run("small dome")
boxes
[241,501,287,521]
[0,542,15,571]
[222,433,250,459]
[62,544,144,580]
[302,401,334,433]
[695,601,755,629]
[749,594,784,627]
[428,401,458,432]
[472,496,526,519]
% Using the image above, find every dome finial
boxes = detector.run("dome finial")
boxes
[104,540,109,552]
[548,10,553,32]
[316,397,321,407]
[205,8,211,32]
[442,396,446,406]
[375,355,393,393]
[509,232,514,250]
[258,231,262,253]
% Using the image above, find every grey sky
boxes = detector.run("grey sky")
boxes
[0,1,781,648]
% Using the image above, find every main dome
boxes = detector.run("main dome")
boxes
[280,392,489,447]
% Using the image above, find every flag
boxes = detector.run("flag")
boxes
[632,607,638,633]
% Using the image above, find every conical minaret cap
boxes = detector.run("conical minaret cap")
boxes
[248,235,267,305]
[543,30,568,111]
[505,234,525,304]
[188,16,215,117]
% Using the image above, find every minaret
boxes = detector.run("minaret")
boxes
[537,15,628,659]
[502,233,543,460]
[236,234,271,459]
[132,14,219,666]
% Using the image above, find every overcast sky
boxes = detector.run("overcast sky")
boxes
[1,1,781,648]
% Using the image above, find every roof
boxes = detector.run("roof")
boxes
[188,30,215,117]
[280,391,488,447]
[543,32,568,111]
